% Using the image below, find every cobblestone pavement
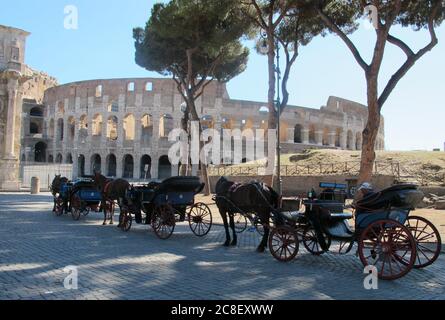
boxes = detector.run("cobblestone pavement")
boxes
[0,193,444,300]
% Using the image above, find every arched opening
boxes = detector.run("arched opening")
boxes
[123,155,134,179]
[356,132,362,150]
[92,114,103,136]
[30,121,41,134]
[57,118,64,141]
[145,82,153,92]
[335,128,343,148]
[347,130,354,150]
[294,124,302,143]
[141,114,153,145]
[280,122,289,142]
[107,116,118,141]
[56,154,63,164]
[159,114,174,138]
[201,115,214,131]
[68,117,75,141]
[79,115,88,143]
[30,107,43,117]
[127,82,135,92]
[140,155,152,179]
[48,155,54,163]
[106,154,117,177]
[322,128,330,146]
[123,114,135,140]
[66,153,73,164]
[34,141,47,163]
[95,85,103,98]
[57,102,65,115]
[91,154,102,174]
[158,155,172,180]
[78,155,85,177]
[309,125,316,144]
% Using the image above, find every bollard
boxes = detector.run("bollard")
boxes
[31,177,40,195]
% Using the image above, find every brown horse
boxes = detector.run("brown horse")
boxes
[50,175,69,212]
[93,172,130,226]
[214,177,280,253]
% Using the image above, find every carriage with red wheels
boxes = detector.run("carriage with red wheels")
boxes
[69,178,103,221]
[119,176,213,240]
[269,184,442,280]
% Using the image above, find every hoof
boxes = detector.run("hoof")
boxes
[223,241,231,247]
[102,222,107,226]
[231,240,237,247]
[109,222,114,225]
[256,246,266,253]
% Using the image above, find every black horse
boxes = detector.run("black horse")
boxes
[215,177,280,253]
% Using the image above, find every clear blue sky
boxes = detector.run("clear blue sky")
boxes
[1,0,444,151]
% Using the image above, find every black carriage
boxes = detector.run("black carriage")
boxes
[54,181,72,216]
[120,176,213,240]
[68,178,103,221]
[269,184,442,280]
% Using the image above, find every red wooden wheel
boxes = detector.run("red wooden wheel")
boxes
[405,216,442,269]
[358,219,416,280]
[152,204,176,240]
[188,202,212,237]
[269,226,300,262]
[302,227,331,255]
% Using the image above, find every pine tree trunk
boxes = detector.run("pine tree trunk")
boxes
[266,32,277,187]
[359,75,381,185]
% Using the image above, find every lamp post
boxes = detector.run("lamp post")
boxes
[259,34,282,197]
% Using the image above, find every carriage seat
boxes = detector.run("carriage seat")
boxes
[329,212,353,221]
[279,211,303,222]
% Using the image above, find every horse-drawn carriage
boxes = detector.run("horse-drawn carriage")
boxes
[67,178,103,221]
[268,184,442,280]
[119,176,213,240]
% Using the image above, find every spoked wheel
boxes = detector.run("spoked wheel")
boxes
[121,212,133,232]
[54,197,64,217]
[359,219,416,281]
[234,213,247,234]
[71,195,81,221]
[255,216,273,237]
[189,202,212,237]
[404,216,441,269]
[152,204,176,240]
[269,226,300,262]
[330,239,355,255]
[302,227,331,255]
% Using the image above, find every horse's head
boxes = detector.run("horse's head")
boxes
[215,176,234,196]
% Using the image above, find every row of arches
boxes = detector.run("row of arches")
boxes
[76,154,172,180]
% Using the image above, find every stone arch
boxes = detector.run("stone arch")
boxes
[158,155,172,180]
[356,132,362,150]
[48,155,54,163]
[79,115,88,142]
[57,118,64,141]
[95,85,103,98]
[30,106,43,117]
[127,82,135,92]
[140,155,152,179]
[123,114,135,140]
[294,124,303,143]
[57,101,65,115]
[66,153,73,164]
[107,116,118,141]
[30,121,41,134]
[123,154,134,179]
[92,114,103,136]
[68,116,75,141]
[335,128,343,148]
[91,154,102,174]
[56,153,63,164]
[106,154,117,177]
[34,141,47,163]
[322,128,330,146]
[347,130,354,150]
[141,114,153,145]
[78,155,85,177]
[145,82,153,92]
[309,124,316,144]
[159,114,174,138]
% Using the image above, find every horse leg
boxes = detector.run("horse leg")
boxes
[109,201,114,225]
[257,213,270,253]
[229,213,237,246]
[220,208,231,247]
[52,195,56,212]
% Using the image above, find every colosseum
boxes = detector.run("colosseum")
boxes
[20,78,385,181]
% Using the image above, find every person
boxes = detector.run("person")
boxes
[352,182,375,211]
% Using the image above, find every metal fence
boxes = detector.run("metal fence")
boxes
[20,163,73,189]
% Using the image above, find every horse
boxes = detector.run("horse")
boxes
[50,175,69,212]
[214,177,280,253]
[93,172,130,226]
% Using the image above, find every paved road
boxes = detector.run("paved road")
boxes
[0,193,444,300]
